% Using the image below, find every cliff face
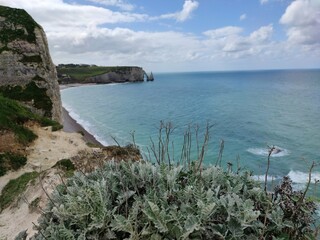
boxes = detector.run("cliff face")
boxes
[84,66,145,83]
[0,6,61,122]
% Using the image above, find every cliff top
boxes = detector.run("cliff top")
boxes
[0,5,40,45]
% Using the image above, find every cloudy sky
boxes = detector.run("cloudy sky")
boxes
[1,0,319,72]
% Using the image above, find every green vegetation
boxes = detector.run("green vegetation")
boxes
[57,64,134,82]
[0,81,53,117]
[31,123,318,239]
[0,94,38,144]
[0,171,39,212]
[0,152,27,177]
[0,5,39,44]
[0,95,61,144]
[39,118,63,131]
[29,197,41,212]
[53,159,76,177]
[20,55,42,63]
[33,161,317,239]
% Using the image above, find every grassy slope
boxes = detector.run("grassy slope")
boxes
[0,94,62,144]
[0,171,39,212]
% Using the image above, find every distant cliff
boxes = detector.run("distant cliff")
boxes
[0,5,62,122]
[57,64,153,84]
[85,66,144,83]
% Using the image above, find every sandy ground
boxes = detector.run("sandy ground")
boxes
[0,85,105,239]
[0,118,99,239]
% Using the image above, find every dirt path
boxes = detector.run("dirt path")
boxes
[0,125,93,239]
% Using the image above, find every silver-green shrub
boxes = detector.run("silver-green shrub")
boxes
[32,160,316,239]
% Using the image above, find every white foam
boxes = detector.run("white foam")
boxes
[63,103,110,146]
[252,171,320,185]
[288,170,320,184]
[247,146,289,157]
[251,175,281,182]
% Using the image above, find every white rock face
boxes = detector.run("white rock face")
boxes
[85,67,145,83]
[0,6,62,122]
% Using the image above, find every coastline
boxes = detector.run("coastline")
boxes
[62,108,103,147]
[60,84,104,147]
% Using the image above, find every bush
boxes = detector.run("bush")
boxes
[32,161,317,239]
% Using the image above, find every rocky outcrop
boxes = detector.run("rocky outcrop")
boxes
[84,66,145,83]
[0,6,62,122]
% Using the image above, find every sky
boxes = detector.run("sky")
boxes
[0,0,319,72]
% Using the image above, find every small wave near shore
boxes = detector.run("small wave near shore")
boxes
[247,146,290,157]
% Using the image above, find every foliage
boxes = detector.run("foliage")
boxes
[39,118,63,131]
[0,95,62,144]
[0,94,38,144]
[29,197,41,213]
[32,160,317,239]
[53,159,76,177]
[0,171,39,212]
[0,152,27,176]
[0,82,53,117]
[0,5,40,44]
[53,159,75,171]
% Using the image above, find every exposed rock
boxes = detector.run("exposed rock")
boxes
[84,66,145,83]
[0,5,61,122]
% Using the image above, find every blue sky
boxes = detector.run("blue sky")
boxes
[0,0,319,72]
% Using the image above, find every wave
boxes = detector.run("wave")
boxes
[287,170,320,184]
[247,146,289,157]
[251,175,281,182]
[63,103,110,146]
[252,170,320,185]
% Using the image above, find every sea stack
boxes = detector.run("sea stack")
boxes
[0,5,62,122]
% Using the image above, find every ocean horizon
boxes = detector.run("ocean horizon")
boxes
[61,68,320,189]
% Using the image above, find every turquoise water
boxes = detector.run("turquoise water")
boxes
[61,69,320,186]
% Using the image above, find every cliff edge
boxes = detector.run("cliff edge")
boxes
[57,64,154,84]
[0,5,61,122]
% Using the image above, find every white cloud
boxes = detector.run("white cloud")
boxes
[202,25,273,58]
[0,0,318,71]
[0,0,147,29]
[260,0,269,4]
[249,24,273,42]
[240,14,246,21]
[203,26,243,38]
[280,0,320,46]
[88,0,135,11]
[159,0,199,22]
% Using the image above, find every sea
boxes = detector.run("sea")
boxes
[61,69,320,190]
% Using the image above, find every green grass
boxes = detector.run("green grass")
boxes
[0,152,27,177]
[0,94,62,144]
[39,118,63,131]
[53,159,75,172]
[52,159,75,177]
[57,65,134,82]
[0,171,39,212]
[0,94,38,144]
[0,81,53,118]
[0,5,39,44]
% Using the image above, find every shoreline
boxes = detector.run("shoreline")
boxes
[62,107,104,147]
[60,84,104,147]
